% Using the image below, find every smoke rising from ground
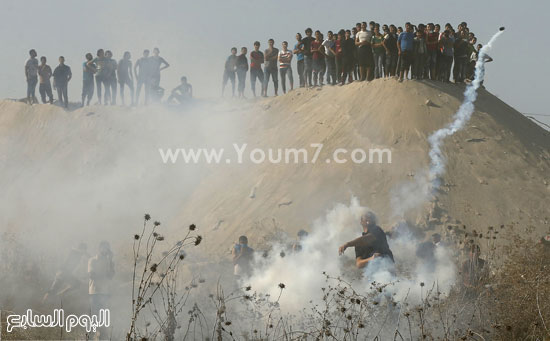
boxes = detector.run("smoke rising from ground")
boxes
[245,197,456,313]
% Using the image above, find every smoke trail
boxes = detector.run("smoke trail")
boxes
[427,29,504,189]
[391,29,503,219]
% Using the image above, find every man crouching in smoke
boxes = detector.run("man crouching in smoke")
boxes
[338,212,394,269]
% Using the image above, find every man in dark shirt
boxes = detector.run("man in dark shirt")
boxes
[104,50,117,105]
[383,25,399,78]
[236,47,248,98]
[38,56,54,104]
[82,53,95,107]
[263,39,279,97]
[301,28,315,87]
[293,33,305,87]
[134,49,152,105]
[117,51,134,105]
[222,47,237,97]
[89,49,107,105]
[53,56,72,108]
[416,233,446,271]
[232,235,254,278]
[340,30,355,85]
[461,244,486,290]
[453,31,470,83]
[25,49,39,104]
[149,47,169,100]
[249,41,264,97]
[338,212,394,269]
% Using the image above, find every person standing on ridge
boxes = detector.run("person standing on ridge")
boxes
[425,23,439,80]
[301,28,315,87]
[311,31,326,87]
[263,39,279,96]
[340,30,355,85]
[334,30,344,83]
[134,49,152,105]
[397,22,415,82]
[222,47,237,97]
[89,49,109,105]
[82,53,96,107]
[24,49,39,104]
[149,47,169,100]
[38,56,54,104]
[278,41,293,94]
[236,47,249,98]
[355,21,373,81]
[383,25,398,78]
[293,33,305,87]
[104,50,117,105]
[52,56,72,108]
[371,24,386,79]
[412,29,427,79]
[249,42,264,98]
[117,51,134,105]
[323,31,337,85]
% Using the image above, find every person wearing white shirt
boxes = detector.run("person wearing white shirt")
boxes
[278,41,294,93]
[355,22,374,81]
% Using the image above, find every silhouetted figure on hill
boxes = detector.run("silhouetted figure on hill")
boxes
[25,49,39,104]
[53,56,72,108]
[38,56,54,104]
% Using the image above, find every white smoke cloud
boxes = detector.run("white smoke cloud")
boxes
[245,197,365,309]
[245,197,456,313]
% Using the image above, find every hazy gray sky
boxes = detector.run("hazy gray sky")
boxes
[1,0,548,125]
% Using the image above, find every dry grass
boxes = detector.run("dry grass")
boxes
[2,220,549,340]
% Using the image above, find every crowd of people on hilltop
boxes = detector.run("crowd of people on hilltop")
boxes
[222,21,493,98]
[23,21,492,107]
[24,48,193,108]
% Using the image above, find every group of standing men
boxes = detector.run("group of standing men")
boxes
[221,20,490,98]
[24,48,171,108]
[24,50,72,107]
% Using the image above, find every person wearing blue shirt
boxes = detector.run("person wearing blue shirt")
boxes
[397,22,415,81]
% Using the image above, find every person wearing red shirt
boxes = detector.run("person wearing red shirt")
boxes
[425,23,440,80]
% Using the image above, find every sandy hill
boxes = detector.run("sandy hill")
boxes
[1,79,549,260]
[175,80,550,255]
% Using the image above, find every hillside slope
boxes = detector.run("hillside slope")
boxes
[1,79,549,259]
[167,79,550,256]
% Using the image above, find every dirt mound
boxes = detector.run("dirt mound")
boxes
[1,79,549,257]
[173,79,550,254]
